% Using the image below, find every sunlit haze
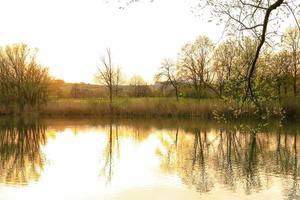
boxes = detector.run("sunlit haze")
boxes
[0,0,221,83]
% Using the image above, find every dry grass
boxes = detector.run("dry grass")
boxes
[40,97,247,118]
[0,97,298,119]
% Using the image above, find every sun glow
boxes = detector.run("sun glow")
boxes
[0,126,190,200]
[0,122,295,200]
[0,0,221,83]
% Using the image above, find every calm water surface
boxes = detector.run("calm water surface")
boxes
[0,118,299,200]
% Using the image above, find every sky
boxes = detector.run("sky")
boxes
[0,0,222,83]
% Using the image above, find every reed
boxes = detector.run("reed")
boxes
[0,97,298,119]
[40,98,267,119]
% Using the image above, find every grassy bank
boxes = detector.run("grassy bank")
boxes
[43,98,224,118]
[43,97,300,119]
[1,97,299,119]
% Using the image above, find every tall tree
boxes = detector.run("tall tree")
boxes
[214,37,260,101]
[282,26,300,96]
[178,36,216,97]
[213,39,240,95]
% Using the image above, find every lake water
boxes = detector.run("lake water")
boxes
[0,117,299,200]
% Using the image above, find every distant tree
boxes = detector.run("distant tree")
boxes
[49,79,65,98]
[155,58,181,101]
[129,75,150,97]
[0,43,51,112]
[113,66,124,97]
[70,84,80,98]
[282,26,300,96]
[96,48,120,106]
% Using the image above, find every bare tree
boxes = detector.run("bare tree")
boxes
[96,48,119,106]
[178,36,218,97]
[155,58,181,101]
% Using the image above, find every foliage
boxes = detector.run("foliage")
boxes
[0,43,51,112]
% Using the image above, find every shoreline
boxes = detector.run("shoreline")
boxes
[0,97,299,120]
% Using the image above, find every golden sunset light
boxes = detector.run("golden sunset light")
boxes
[0,0,223,83]
[0,0,299,199]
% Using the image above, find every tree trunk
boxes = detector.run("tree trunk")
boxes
[219,85,223,97]
[115,86,118,97]
[293,52,298,97]
[175,86,179,102]
[109,85,113,111]
[277,82,281,98]
[293,77,297,97]
[293,68,297,96]
[284,82,288,96]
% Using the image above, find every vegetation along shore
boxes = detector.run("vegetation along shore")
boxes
[0,22,300,120]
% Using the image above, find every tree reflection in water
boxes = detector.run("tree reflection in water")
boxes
[155,126,300,198]
[27,119,300,199]
[0,118,46,185]
[1,117,298,199]
[101,121,114,185]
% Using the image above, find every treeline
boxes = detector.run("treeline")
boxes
[93,25,299,105]
[50,76,154,99]
[156,26,300,102]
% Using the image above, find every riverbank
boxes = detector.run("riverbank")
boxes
[1,97,299,119]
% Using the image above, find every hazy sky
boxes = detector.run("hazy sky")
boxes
[0,0,222,83]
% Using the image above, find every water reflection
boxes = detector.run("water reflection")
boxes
[156,126,300,199]
[101,122,117,185]
[0,118,46,185]
[0,118,299,200]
